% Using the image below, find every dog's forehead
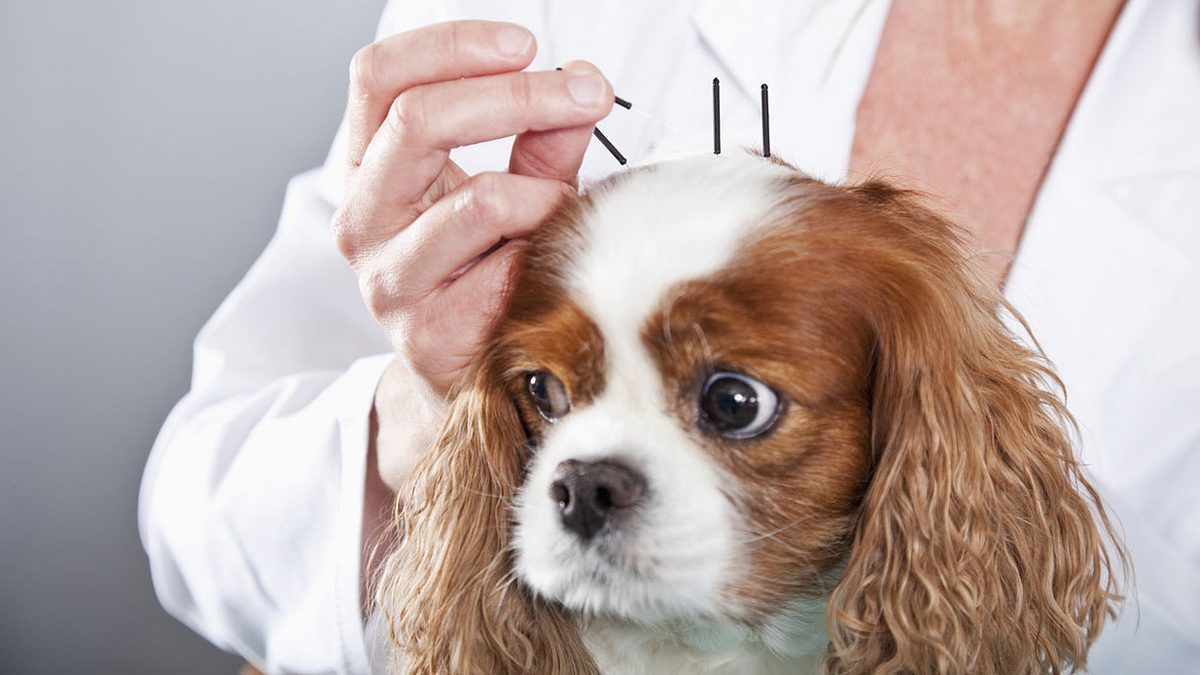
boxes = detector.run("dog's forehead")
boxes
[564,152,800,340]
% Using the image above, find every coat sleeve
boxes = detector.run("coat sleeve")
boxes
[137,156,392,674]
[136,2,458,672]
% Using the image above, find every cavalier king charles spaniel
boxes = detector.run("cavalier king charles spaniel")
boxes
[372,151,1125,674]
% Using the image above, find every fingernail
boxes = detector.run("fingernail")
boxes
[567,73,606,106]
[496,26,532,56]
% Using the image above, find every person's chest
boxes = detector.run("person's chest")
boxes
[848,0,1125,284]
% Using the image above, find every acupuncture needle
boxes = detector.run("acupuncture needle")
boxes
[557,67,629,165]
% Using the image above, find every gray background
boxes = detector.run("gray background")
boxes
[0,1,387,672]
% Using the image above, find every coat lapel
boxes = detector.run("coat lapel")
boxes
[1004,0,1198,470]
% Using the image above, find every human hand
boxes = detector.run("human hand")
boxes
[333,20,613,490]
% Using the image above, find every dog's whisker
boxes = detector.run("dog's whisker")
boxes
[742,514,822,543]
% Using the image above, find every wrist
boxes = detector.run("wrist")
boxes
[373,355,448,492]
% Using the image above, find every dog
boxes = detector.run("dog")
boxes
[371,151,1125,674]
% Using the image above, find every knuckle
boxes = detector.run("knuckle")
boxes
[516,150,562,182]
[348,42,379,94]
[356,269,385,316]
[358,265,404,318]
[385,92,423,144]
[403,325,430,363]
[330,205,360,261]
[508,72,535,110]
[357,249,430,320]
[443,21,465,62]
[401,306,439,362]
[460,173,507,224]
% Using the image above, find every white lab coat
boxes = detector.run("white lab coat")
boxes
[138,1,1200,672]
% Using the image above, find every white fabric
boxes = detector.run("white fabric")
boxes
[139,0,1200,672]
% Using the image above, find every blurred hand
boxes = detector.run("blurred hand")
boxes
[332,20,613,491]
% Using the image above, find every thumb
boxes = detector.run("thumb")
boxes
[508,61,613,183]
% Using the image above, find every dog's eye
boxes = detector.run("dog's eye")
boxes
[699,372,780,439]
[527,371,570,422]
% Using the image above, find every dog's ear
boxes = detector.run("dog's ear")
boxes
[374,362,598,675]
[824,186,1126,674]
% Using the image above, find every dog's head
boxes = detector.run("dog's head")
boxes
[377,152,1124,675]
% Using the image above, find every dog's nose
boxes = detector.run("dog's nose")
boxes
[549,459,647,541]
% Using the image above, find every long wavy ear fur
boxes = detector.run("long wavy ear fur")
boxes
[824,184,1127,674]
[374,363,599,675]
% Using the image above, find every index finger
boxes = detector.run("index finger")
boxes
[347,20,536,169]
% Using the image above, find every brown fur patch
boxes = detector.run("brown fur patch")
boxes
[493,259,608,440]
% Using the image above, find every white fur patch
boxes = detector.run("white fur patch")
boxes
[568,152,798,345]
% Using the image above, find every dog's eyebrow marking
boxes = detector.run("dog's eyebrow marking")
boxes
[712,77,722,155]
